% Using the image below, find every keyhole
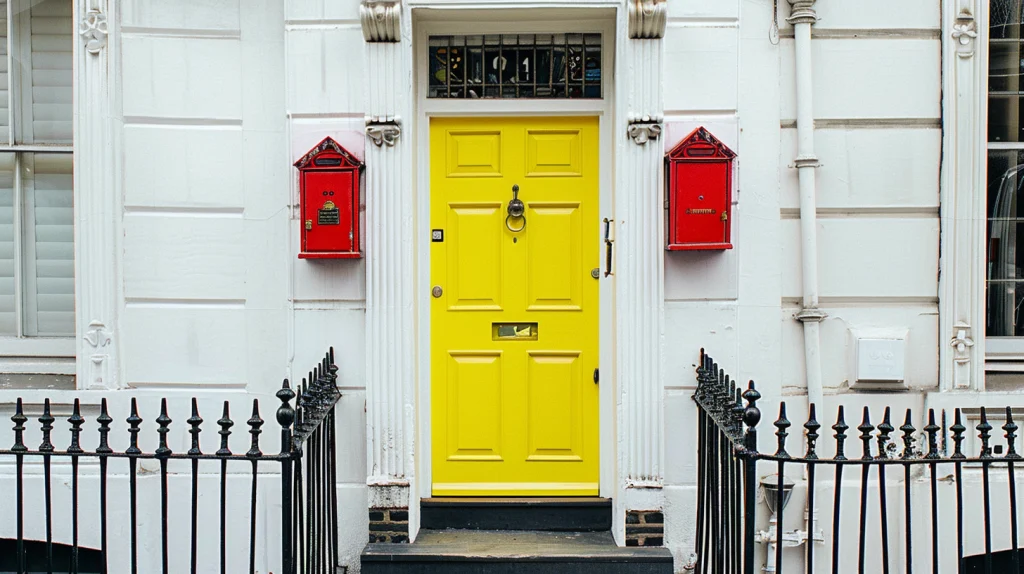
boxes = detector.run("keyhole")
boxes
[513,237,517,243]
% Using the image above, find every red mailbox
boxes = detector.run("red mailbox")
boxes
[295,137,363,259]
[665,127,736,251]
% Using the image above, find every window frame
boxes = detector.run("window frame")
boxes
[0,0,75,358]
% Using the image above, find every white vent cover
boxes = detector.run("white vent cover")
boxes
[855,338,906,384]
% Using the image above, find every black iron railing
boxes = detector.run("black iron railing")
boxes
[0,348,341,574]
[695,348,1024,574]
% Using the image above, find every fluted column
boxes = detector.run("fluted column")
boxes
[939,0,985,390]
[616,0,666,536]
[361,0,415,513]
[75,0,120,390]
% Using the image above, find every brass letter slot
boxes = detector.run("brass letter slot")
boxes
[492,322,538,341]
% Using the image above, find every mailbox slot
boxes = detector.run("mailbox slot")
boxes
[294,137,364,259]
[665,127,736,251]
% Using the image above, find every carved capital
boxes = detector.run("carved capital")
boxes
[950,323,975,366]
[786,0,818,25]
[366,117,402,147]
[79,10,108,55]
[626,114,663,145]
[83,320,112,348]
[627,0,667,39]
[952,9,978,59]
[360,1,401,43]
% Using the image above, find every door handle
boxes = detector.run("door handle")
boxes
[603,218,613,277]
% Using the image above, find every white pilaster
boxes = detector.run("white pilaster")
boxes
[939,0,985,390]
[362,1,416,505]
[615,0,666,519]
[74,0,121,390]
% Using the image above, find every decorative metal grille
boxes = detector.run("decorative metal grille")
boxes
[427,34,602,99]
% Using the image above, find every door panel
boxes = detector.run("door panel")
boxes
[430,116,600,496]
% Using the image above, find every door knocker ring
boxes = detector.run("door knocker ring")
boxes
[506,184,526,233]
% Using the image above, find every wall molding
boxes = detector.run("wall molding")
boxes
[74,0,121,390]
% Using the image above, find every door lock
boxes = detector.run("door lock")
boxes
[432,286,443,298]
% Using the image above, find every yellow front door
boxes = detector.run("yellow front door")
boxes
[430,116,600,496]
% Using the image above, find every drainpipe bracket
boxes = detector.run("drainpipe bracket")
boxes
[786,0,819,26]
[795,308,828,323]
[791,155,821,169]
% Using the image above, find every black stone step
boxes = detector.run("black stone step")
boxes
[420,497,612,531]
[361,530,673,574]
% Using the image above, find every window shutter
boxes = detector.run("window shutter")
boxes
[0,1,10,145]
[24,152,72,336]
[0,154,14,335]
[27,0,71,144]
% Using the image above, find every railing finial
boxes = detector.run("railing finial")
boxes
[188,398,203,456]
[951,408,967,460]
[68,399,85,454]
[858,407,875,461]
[876,406,894,460]
[832,405,849,461]
[741,381,761,451]
[978,406,993,459]
[247,399,264,458]
[11,397,27,452]
[1005,406,1020,460]
[773,402,791,458]
[156,398,172,458]
[96,398,112,454]
[39,398,55,453]
[924,408,940,459]
[900,408,917,460]
[804,403,820,460]
[217,401,233,456]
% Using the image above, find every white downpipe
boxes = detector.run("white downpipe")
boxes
[789,0,825,415]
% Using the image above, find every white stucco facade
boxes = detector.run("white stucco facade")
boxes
[0,0,1014,572]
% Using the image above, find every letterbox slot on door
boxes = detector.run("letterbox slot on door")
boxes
[664,126,736,251]
[294,136,364,259]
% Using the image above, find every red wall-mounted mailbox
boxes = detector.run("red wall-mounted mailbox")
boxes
[665,127,736,251]
[295,137,363,259]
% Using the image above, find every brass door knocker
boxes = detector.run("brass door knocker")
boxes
[506,184,526,232]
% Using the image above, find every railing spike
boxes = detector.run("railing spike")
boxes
[877,406,894,460]
[924,408,940,459]
[742,381,761,452]
[1005,406,1020,460]
[39,398,54,453]
[805,403,821,460]
[247,399,264,458]
[188,398,203,456]
[900,408,916,460]
[833,405,849,461]
[978,406,993,459]
[773,402,791,458]
[11,397,27,452]
[951,408,967,460]
[858,406,874,461]
[67,399,84,454]
[217,401,233,456]
[156,398,172,458]
[96,398,112,454]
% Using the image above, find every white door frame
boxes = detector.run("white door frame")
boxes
[413,13,618,502]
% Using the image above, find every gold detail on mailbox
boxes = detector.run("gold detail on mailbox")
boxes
[721,212,728,221]
[305,219,313,230]
[318,200,341,225]
[685,208,716,215]
[492,322,539,341]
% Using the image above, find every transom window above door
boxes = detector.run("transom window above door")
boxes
[427,33,602,99]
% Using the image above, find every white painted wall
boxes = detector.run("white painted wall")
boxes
[0,0,994,572]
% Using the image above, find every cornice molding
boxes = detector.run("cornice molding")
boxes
[627,0,667,40]
[361,0,401,43]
